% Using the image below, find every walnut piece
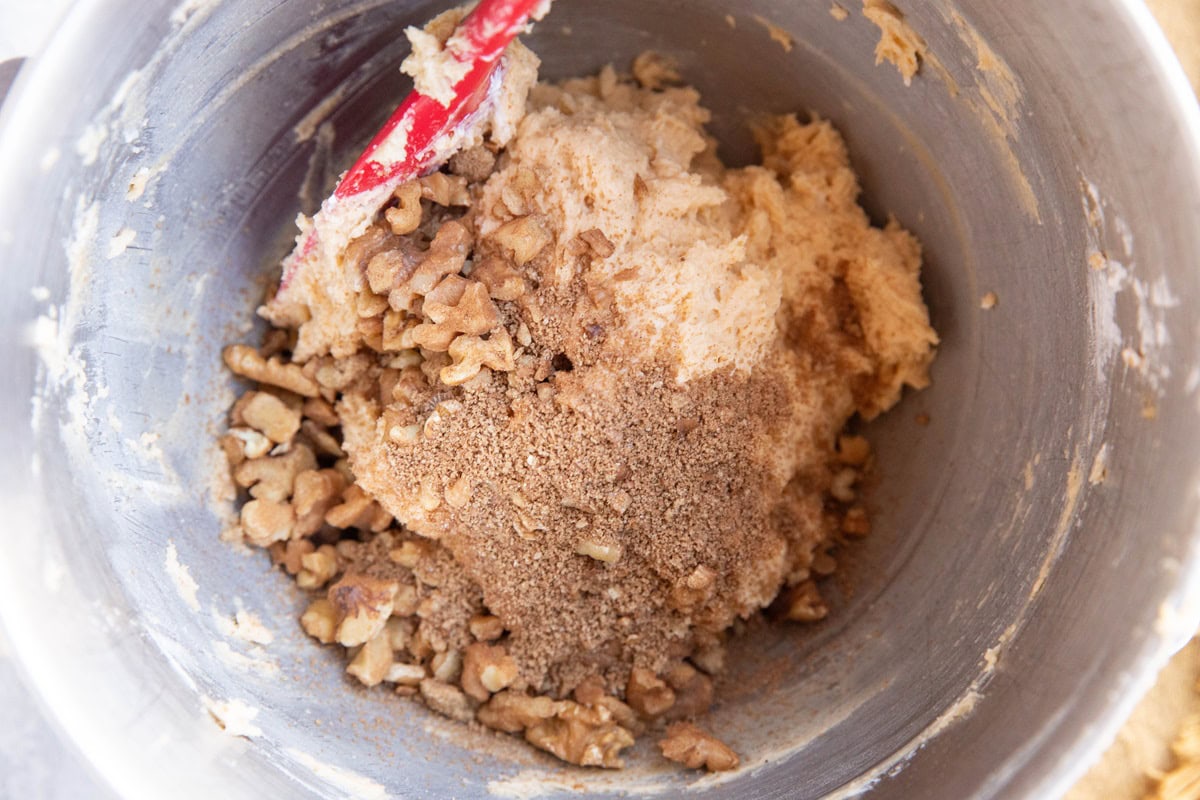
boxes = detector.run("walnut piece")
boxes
[837,434,871,466]
[778,580,828,623]
[625,668,676,717]
[347,632,394,687]
[469,614,504,642]
[488,215,551,266]
[233,443,316,503]
[670,564,717,611]
[386,181,423,236]
[524,702,636,769]
[663,662,714,720]
[300,598,337,644]
[412,278,501,352]
[842,506,871,537]
[386,662,427,686]
[658,722,739,772]
[391,220,471,312]
[471,256,525,301]
[297,544,340,589]
[292,468,345,537]
[576,538,622,564]
[224,345,319,397]
[420,172,471,207]
[240,498,295,546]
[440,328,516,386]
[328,574,399,647]
[477,691,564,733]
[461,643,520,701]
[325,484,393,532]
[578,228,616,258]
[225,427,272,461]
[419,678,476,722]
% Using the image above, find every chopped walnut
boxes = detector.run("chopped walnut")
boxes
[412,278,501,351]
[325,484,393,532]
[524,702,636,769]
[431,648,463,683]
[469,614,504,642]
[382,313,417,352]
[224,345,319,397]
[830,467,858,503]
[386,181,423,236]
[240,392,302,444]
[477,691,564,733]
[297,544,340,589]
[356,289,389,318]
[626,668,676,717]
[842,506,871,537]
[578,228,616,258]
[347,631,394,687]
[393,583,419,617]
[445,475,473,509]
[498,167,539,216]
[240,498,295,546]
[391,220,472,312]
[778,580,828,623]
[328,573,398,647]
[388,540,429,569]
[836,434,871,466]
[659,722,739,772]
[366,249,410,295]
[384,616,413,651]
[811,550,837,577]
[576,538,622,564]
[301,396,339,427]
[233,442,316,502]
[291,468,345,536]
[300,598,337,644]
[272,538,314,575]
[225,427,272,461]
[691,637,726,676]
[312,352,372,392]
[663,662,714,720]
[461,643,520,701]
[440,328,516,386]
[471,256,526,301]
[419,172,471,207]
[385,662,427,686]
[573,677,643,734]
[419,678,476,723]
[487,215,551,266]
[670,564,717,611]
[300,419,344,458]
[607,490,632,515]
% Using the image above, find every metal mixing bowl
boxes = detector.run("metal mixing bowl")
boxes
[2,0,1199,797]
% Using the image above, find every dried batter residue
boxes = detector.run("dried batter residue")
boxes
[753,15,795,52]
[862,0,925,85]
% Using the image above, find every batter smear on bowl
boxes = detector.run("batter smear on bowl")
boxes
[219,18,937,771]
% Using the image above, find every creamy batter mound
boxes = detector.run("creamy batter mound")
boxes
[220,34,937,770]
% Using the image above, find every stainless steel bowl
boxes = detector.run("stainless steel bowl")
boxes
[2,0,1199,797]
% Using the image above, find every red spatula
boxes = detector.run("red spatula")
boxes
[278,0,549,293]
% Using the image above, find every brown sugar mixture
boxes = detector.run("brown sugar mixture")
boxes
[218,24,937,771]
